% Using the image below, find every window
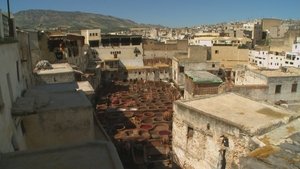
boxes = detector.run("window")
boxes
[6,73,13,104]
[0,85,4,111]
[292,83,297,92]
[187,126,194,138]
[16,61,20,82]
[179,66,184,73]
[215,50,219,54]
[212,64,215,68]
[275,85,281,94]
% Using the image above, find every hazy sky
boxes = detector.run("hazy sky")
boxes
[1,0,300,27]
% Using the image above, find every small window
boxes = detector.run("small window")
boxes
[215,50,219,54]
[0,85,4,111]
[212,64,215,68]
[275,85,281,94]
[187,126,194,138]
[16,61,20,82]
[292,83,297,93]
[179,66,184,73]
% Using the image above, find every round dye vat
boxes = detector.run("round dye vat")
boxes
[144,112,155,117]
[140,124,153,130]
[159,130,170,136]
[142,118,153,124]
[123,112,134,118]
[153,117,163,122]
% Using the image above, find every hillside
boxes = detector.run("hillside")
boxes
[14,9,148,32]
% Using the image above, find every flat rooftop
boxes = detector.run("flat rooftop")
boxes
[246,119,300,168]
[177,93,298,135]
[12,83,92,116]
[0,141,123,169]
[251,67,300,77]
[185,71,223,84]
[32,82,94,95]
[36,63,74,75]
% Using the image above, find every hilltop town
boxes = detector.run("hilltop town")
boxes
[0,6,300,169]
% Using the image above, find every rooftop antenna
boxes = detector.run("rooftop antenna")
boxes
[7,0,10,19]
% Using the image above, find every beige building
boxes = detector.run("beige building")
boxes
[172,45,219,89]
[184,71,223,99]
[12,82,95,150]
[143,39,188,59]
[211,46,249,68]
[261,18,282,32]
[39,32,89,72]
[34,63,75,85]
[233,65,300,102]
[81,29,101,47]
[172,93,299,169]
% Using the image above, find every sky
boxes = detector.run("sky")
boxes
[1,0,300,27]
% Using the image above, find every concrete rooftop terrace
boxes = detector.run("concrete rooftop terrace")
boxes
[12,82,92,115]
[0,141,123,169]
[35,63,74,75]
[251,67,300,77]
[185,70,223,84]
[177,93,298,135]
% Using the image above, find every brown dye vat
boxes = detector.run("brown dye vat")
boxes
[152,123,169,131]
[149,130,160,139]
[141,118,153,124]
[153,117,163,122]
[123,111,134,118]
[144,112,155,117]
[159,130,170,136]
[134,113,144,119]
[140,124,153,130]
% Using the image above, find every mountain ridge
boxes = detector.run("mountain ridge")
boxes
[14,9,161,33]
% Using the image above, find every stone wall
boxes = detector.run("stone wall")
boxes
[172,102,251,169]
[23,106,94,150]
[35,72,75,85]
[267,76,300,102]
[0,42,26,153]
[96,45,143,60]
[231,85,268,101]
[184,76,221,99]
[211,46,249,68]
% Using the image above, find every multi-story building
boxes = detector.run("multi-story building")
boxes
[233,65,300,102]
[249,39,300,69]
[81,29,101,47]
[172,93,299,169]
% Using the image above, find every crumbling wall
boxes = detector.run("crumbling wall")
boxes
[172,103,251,169]
[23,106,94,150]
[35,72,75,85]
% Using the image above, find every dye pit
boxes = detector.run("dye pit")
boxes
[95,81,180,169]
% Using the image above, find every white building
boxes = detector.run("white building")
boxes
[249,39,300,69]
[81,29,101,47]
[249,50,285,69]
